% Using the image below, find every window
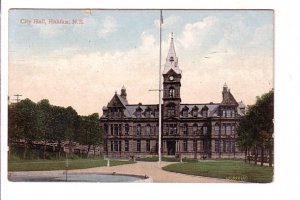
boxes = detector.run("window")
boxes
[202,110,208,118]
[183,110,188,117]
[223,140,226,152]
[222,110,226,117]
[169,56,174,62]
[203,126,208,135]
[226,110,231,118]
[168,105,175,116]
[137,124,141,135]
[226,125,231,135]
[192,110,198,117]
[146,124,151,135]
[145,110,150,118]
[119,124,122,135]
[154,110,159,117]
[114,141,119,152]
[137,140,141,152]
[183,140,188,152]
[226,141,231,152]
[193,124,198,135]
[222,124,226,135]
[183,124,188,136]
[110,141,113,152]
[125,140,129,152]
[104,124,108,135]
[146,140,150,152]
[136,110,141,118]
[110,125,113,135]
[232,125,235,134]
[231,142,235,152]
[169,87,175,98]
[215,140,220,152]
[167,124,177,135]
[125,124,129,135]
[114,124,118,135]
[193,140,197,152]
[214,125,219,133]
[118,141,122,152]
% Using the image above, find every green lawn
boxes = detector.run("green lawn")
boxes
[8,158,135,172]
[162,160,273,183]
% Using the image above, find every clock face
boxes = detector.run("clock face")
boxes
[169,76,174,81]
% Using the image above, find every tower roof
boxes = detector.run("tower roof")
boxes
[163,33,182,75]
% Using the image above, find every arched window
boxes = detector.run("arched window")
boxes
[183,124,188,136]
[169,87,175,98]
[125,124,129,135]
[169,56,174,62]
[203,126,208,135]
[136,124,141,135]
[193,123,198,134]
[146,124,151,135]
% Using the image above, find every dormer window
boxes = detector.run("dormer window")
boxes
[202,110,208,118]
[183,110,188,117]
[192,110,198,117]
[145,110,150,118]
[136,107,142,118]
[169,56,174,62]
[154,110,159,117]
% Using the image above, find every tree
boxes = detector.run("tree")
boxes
[237,89,274,166]
[36,99,53,159]
[77,113,101,158]
[8,99,39,159]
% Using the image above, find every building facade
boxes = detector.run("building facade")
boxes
[100,37,245,159]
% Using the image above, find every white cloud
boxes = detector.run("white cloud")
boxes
[97,16,119,38]
[9,15,273,115]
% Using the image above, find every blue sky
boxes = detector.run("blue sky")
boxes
[9,9,273,115]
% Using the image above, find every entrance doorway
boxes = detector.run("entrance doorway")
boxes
[167,141,176,155]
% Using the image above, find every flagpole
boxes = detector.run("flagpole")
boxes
[158,9,162,165]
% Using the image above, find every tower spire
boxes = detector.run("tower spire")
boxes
[163,33,181,74]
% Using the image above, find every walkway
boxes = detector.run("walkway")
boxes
[71,161,237,183]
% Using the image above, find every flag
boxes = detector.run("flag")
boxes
[160,10,163,24]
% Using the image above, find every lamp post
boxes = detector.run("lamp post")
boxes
[148,10,163,165]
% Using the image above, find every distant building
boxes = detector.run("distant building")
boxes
[100,36,245,159]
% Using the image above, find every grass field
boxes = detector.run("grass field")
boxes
[162,160,273,183]
[8,158,135,172]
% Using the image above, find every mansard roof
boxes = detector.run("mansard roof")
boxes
[180,104,220,117]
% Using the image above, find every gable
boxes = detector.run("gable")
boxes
[221,91,238,106]
[107,94,126,108]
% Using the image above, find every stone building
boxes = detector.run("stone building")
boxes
[100,36,245,159]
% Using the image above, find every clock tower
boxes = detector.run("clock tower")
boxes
[162,33,182,119]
